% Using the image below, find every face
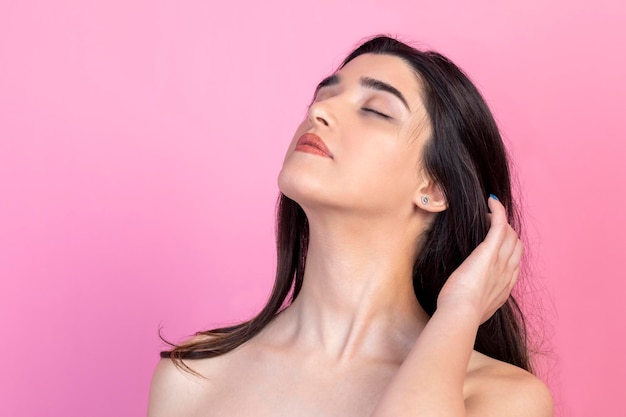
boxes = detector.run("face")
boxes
[278,53,432,218]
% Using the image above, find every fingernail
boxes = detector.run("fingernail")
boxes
[489,194,499,201]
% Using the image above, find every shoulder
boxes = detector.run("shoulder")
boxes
[465,352,553,417]
[147,358,206,417]
[147,335,243,416]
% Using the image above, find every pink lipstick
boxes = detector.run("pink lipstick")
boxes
[295,133,333,159]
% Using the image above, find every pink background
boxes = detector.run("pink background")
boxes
[1,1,624,416]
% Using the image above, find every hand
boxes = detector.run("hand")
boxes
[436,196,523,324]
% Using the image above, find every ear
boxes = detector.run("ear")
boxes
[413,172,447,213]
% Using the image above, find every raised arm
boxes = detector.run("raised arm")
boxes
[371,196,553,417]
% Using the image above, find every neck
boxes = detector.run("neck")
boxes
[272,211,431,363]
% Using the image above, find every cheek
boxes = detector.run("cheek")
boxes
[350,128,410,169]
[355,136,421,194]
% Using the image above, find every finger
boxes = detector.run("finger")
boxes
[506,239,524,292]
[485,195,508,245]
[487,194,507,225]
[509,239,524,265]
[510,264,522,292]
[498,226,520,263]
[508,238,524,273]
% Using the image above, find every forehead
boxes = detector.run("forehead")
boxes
[338,53,424,105]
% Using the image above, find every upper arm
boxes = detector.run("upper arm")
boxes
[466,371,553,417]
[147,358,202,417]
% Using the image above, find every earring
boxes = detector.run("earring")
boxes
[421,195,430,205]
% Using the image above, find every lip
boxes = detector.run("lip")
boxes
[294,133,333,159]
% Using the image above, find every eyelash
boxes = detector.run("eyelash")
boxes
[311,93,392,120]
[361,107,392,119]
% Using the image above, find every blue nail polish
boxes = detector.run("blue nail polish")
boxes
[489,194,499,201]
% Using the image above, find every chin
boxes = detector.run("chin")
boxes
[277,165,334,211]
[277,166,311,203]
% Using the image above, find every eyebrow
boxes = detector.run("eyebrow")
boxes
[314,73,411,111]
[314,74,340,96]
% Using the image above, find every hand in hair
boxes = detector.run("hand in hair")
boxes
[436,196,523,324]
[371,196,551,417]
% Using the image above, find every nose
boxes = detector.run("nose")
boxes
[307,100,333,127]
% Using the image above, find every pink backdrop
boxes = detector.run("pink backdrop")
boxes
[1,1,624,415]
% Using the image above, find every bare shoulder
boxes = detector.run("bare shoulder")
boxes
[465,352,553,417]
[147,335,238,416]
[147,358,206,417]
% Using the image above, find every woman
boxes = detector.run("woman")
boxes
[148,35,553,416]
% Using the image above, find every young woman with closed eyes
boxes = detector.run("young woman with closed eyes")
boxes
[148,35,553,417]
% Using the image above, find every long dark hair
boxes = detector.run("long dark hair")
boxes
[161,35,532,373]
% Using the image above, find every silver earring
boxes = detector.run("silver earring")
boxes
[421,195,430,205]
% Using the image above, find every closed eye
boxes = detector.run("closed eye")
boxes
[361,107,392,119]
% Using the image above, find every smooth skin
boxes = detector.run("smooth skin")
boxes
[148,54,553,417]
